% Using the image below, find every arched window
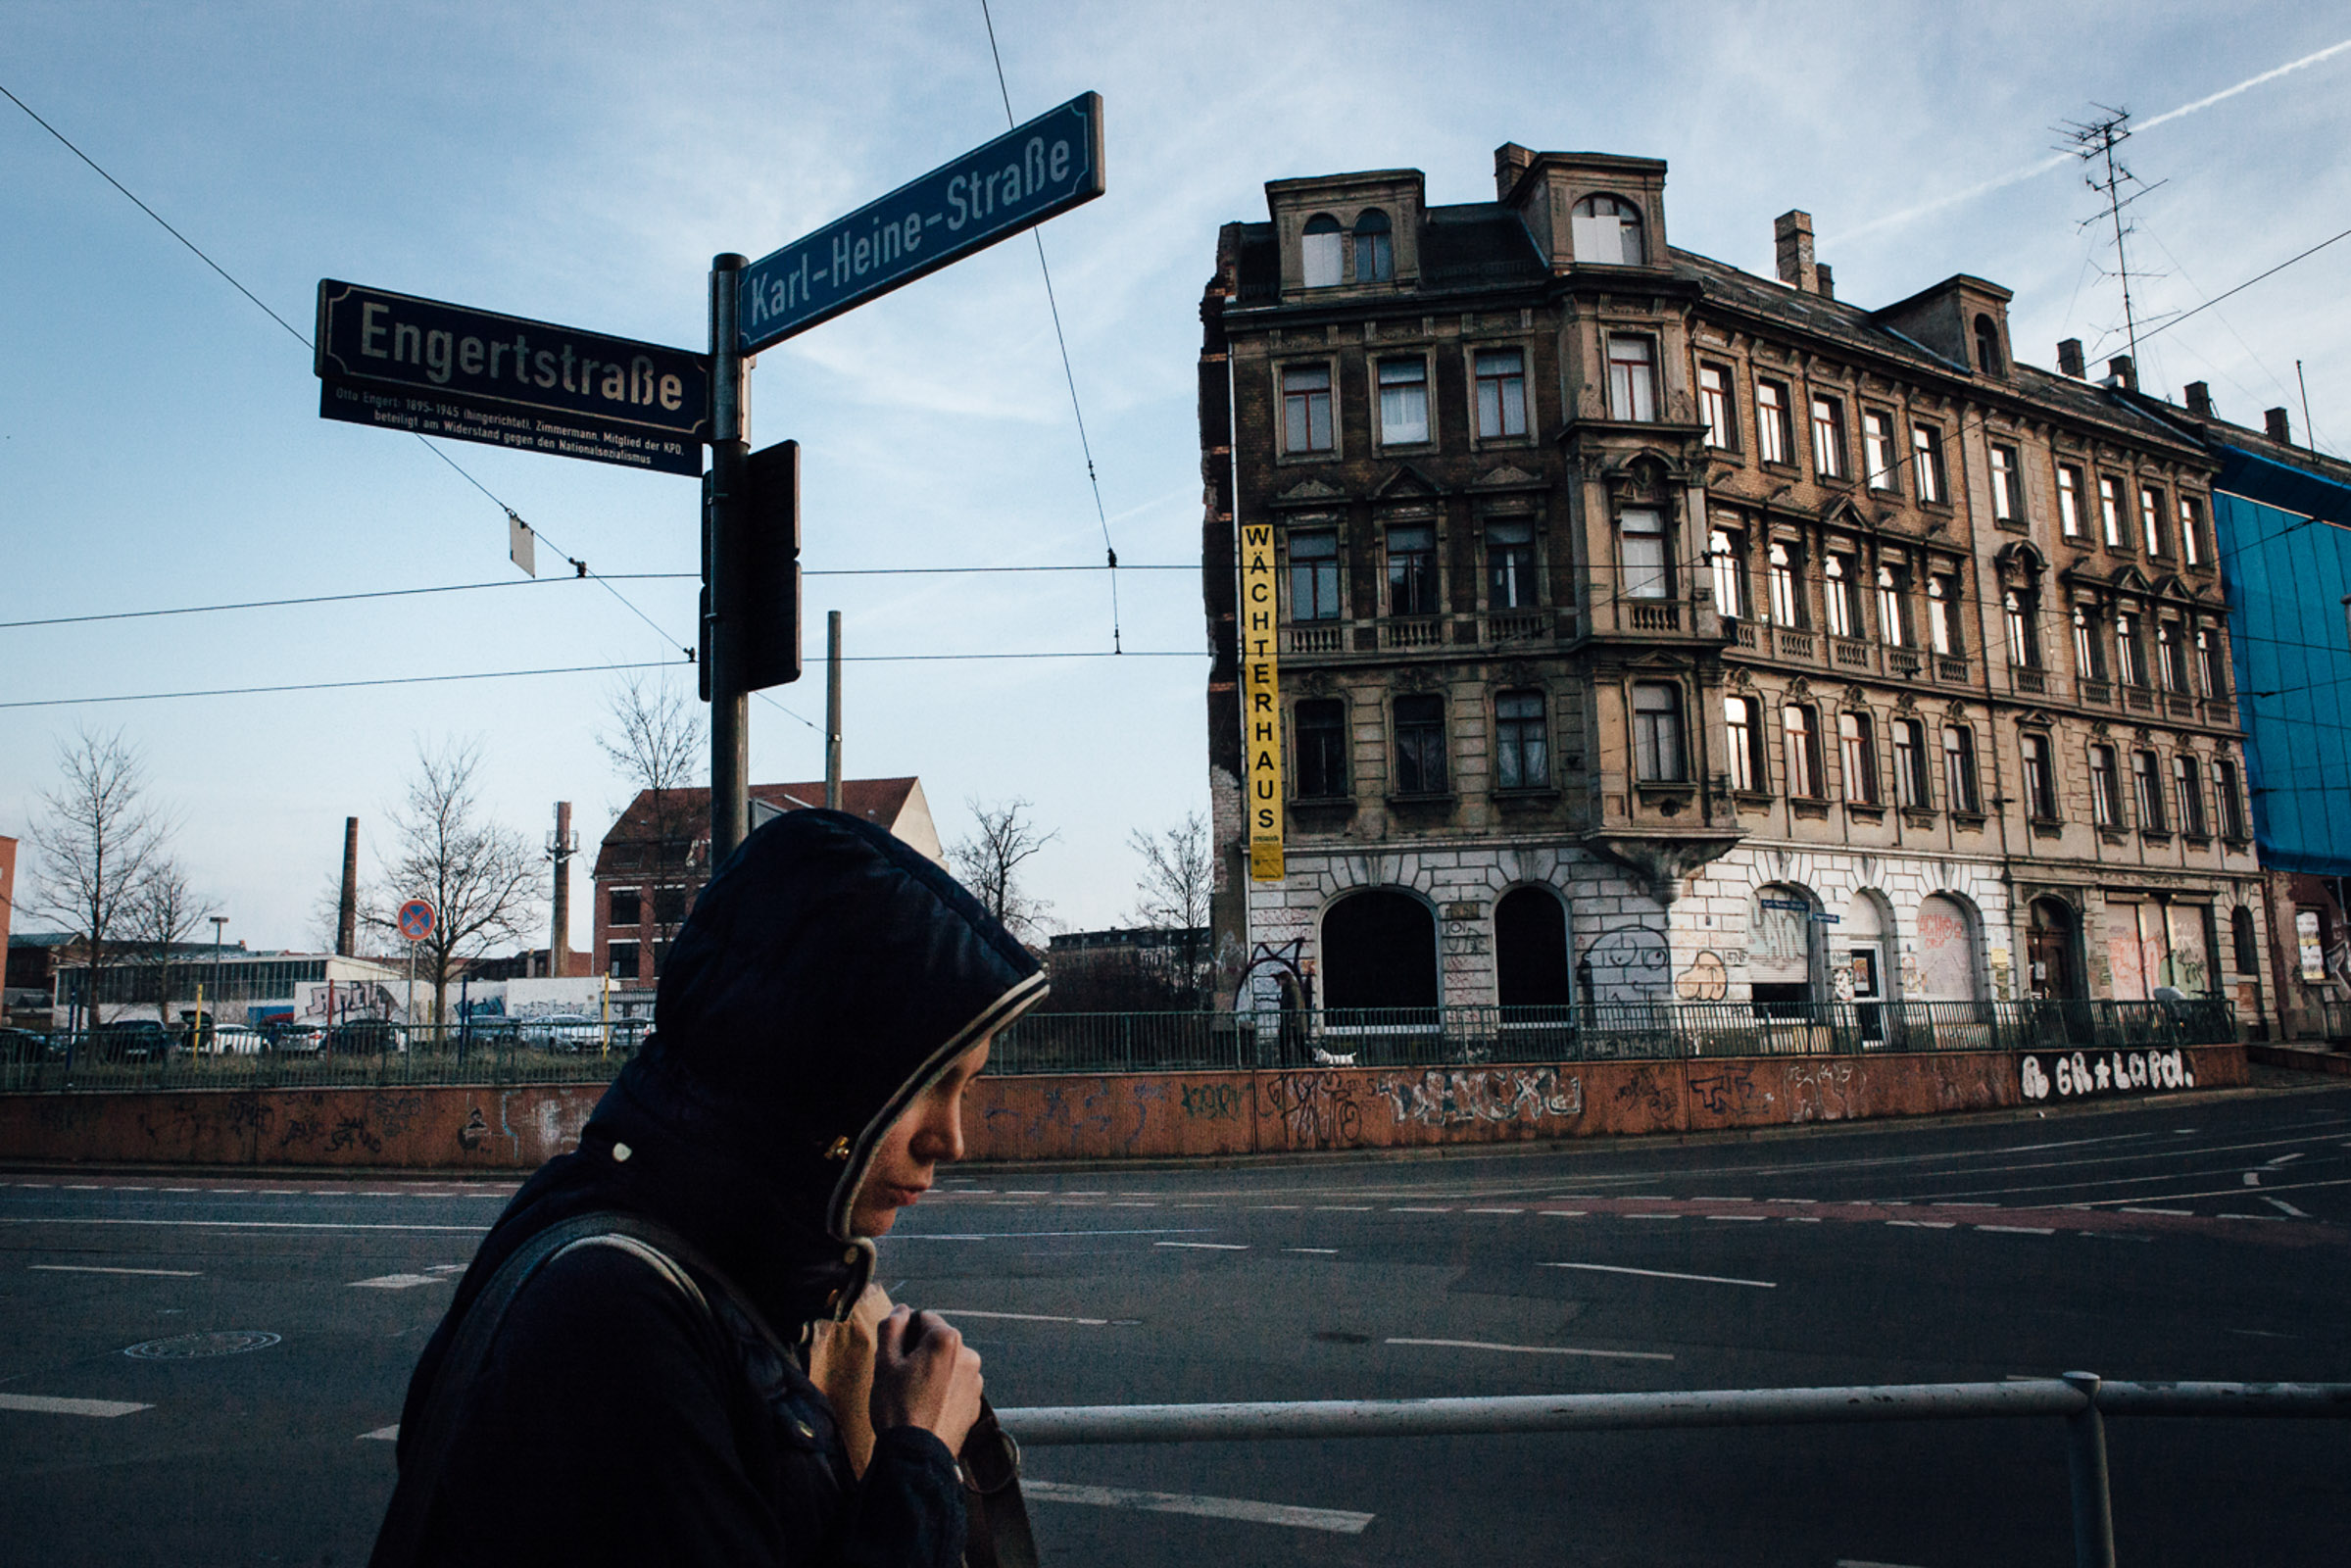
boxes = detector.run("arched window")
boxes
[1301,214,1342,287]
[1974,313,2003,375]
[1495,887,1572,1009]
[1322,891,1438,1011]
[2232,906,2260,976]
[1916,893,1980,1000]
[1570,194,1645,265]
[1352,209,1394,282]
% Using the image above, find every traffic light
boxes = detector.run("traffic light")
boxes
[701,438,802,700]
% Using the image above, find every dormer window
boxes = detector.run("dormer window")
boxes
[1974,314,2003,375]
[1353,210,1394,283]
[1301,215,1342,287]
[1570,194,1645,266]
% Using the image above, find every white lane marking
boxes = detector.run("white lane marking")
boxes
[1002,1190,1051,1196]
[1785,1215,1825,1222]
[2263,1197,2311,1217]
[1837,1559,1932,1567]
[29,1263,202,1277]
[0,1218,491,1233]
[1690,1196,1751,1202]
[0,1394,151,1417]
[114,1187,151,1192]
[2268,1152,2306,1165]
[1288,1248,1339,1255]
[1541,1209,1589,1217]
[1065,1191,1107,1197]
[1464,1207,1524,1214]
[1254,1204,1301,1210]
[256,1190,302,1196]
[1108,1202,1158,1208]
[1886,1220,1957,1230]
[1931,1200,2000,1208]
[350,1274,452,1290]
[1706,1214,1771,1222]
[2218,1212,2284,1221]
[1392,1206,1451,1213]
[1766,1198,1820,1204]
[897,1229,1213,1243]
[1154,1242,1248,1251]
[1542,1261,1776,1289]
[160,1188,199,1194]
[64,1185,105,1191]
[1978,1225,2057,1236]
[2119,1206,2194,1216]
[358,1424,400,1442]
[2242,1173,2262,1187]
[1387,1337,1674,1362]
[933,1309,1111,1326]
[1621,1213,1681,1221]
[1315,1205,1373,1212]
[1021,1479,1373,1535]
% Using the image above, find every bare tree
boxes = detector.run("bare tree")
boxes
[1127,812,1213,1004]
[123,858,208,1025]
[25,728,162,1031]
[374,740,542,1027]
[597,673,708,966]
[949,797,1056,944]
[310,869,400,960]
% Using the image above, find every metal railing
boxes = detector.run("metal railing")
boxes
[0,1020,651,1094]
[998,1374,2349,1568]
[0,999,2237,1091]
[989,998,2235,1076]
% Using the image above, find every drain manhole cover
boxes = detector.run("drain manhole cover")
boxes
[123,1331,281,1360]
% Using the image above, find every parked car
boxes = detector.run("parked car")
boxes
[328,1019,408,1054]
[207,1024,264,1056]
[0,1028,57,1063]
[519,1013,604,1053]
[95,1019,171,1062]
[265,1022,326,1054]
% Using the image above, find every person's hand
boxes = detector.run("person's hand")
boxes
[869,1305,984,1453]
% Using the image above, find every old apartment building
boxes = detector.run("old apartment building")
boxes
[1200,144,2267,1024]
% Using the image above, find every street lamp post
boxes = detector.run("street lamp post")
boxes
[208,914,228,1058]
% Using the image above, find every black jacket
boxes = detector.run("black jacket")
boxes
[379,809,1047,1568]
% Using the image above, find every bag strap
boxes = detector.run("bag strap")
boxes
[367,1211,731,1568]
[956,1400,1041,1568]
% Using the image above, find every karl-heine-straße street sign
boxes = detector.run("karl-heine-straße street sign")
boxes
[315,280,711,476]
[737,91,1104,354]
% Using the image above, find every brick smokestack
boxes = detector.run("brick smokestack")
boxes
[336,816,359,957]
[2184,381,2213,418]
[1774,210,1817,294]
[2057,339,2085,378]
[2107,355,2136,392]
[550,801,574,979]
[2267,407,2294,445]
[1493,142,1534,200]
[1814,263,1835,301]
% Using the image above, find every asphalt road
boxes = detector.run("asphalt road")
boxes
[2,1076,2347,1566]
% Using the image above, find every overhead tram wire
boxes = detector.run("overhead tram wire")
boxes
[1,79,696,669]
[0,650,1208,710]
[976,0,1123,653]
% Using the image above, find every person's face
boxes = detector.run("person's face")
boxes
[849,1038,990,1237]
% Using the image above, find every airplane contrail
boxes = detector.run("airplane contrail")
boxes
[1826,37,2351,246]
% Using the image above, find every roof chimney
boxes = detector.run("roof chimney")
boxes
[1815,263,1835,301]
[2106,355,2136,392]
[1774,210,1817,294]
[2266,406,2293,445]
[2057,338,2085,378]
[1494,142,1534,200]
[2184,381,2213,418]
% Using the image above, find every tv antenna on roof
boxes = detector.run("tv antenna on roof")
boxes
[2059,106,2169,370]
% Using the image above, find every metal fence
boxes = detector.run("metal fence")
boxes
[989,998,2237,1076]
[0,997,2235,1092]
[997,1373,2349,1568]
[0,1019,652,1094]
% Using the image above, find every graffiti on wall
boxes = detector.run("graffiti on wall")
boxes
[1675,951,1729,1001]
[1687,1067,1760,1116]
[1263,1072,1362,1150]
[1373,1067,1583,1129]
[1180,1082,1249,1121]
[1613,1063,1676,1119]
[1584,928,1670,1003]
[1785,1059,1856,1122]
[2021,1048,2195,1102]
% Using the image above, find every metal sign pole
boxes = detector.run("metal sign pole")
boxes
[708,253,751,864]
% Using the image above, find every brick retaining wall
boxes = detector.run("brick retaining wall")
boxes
[0,1043,2246,1170]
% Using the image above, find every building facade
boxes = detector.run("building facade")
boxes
[1201,144,2267,1026]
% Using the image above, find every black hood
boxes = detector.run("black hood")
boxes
[637,806,1046,1243]
[406,808,1044,1431]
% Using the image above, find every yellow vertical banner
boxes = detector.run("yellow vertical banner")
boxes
[1240,522,1285,880]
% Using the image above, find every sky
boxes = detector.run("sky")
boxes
[6,1,2351,955]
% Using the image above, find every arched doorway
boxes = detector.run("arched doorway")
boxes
[1843,892,1892,1043]
[1321,891,1439,1014]
[2028,898,2081,1001]
[1495,887,1572,1011]
[1915,894,1981,1001]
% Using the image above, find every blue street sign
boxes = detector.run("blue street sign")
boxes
[316,280,710,475]
[738,92,1103,354]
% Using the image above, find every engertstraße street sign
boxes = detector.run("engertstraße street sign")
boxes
[737,91,1103,354]
[315,280,710,476]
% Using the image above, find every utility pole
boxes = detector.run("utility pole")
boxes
[546,802,577,978]
[826,610,844,810]
[707,253,752,863]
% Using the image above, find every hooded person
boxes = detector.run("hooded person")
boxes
[370,808,1048,1568]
